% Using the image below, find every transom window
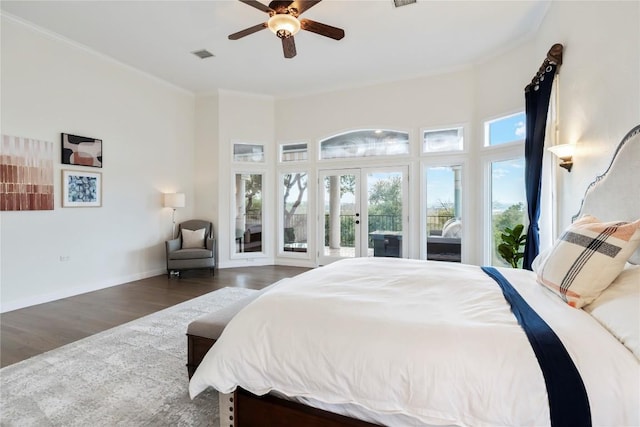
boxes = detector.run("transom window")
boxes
[233,143,265,163]
[423,127,464,153]
[319,129,409,160]
[484,112,526,147]
[280,143,308,162]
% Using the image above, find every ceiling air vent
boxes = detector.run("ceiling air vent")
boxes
[393,0,416,7]
[191,49,214,59]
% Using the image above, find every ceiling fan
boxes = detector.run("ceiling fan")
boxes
[229,0,345,59]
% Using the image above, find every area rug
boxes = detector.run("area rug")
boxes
[0,287,257,427]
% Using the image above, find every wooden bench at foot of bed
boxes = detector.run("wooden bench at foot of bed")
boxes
[187,290,265,379]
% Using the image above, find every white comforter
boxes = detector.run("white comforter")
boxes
[189,258,639,426]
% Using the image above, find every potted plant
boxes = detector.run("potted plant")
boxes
[498,224,527,268]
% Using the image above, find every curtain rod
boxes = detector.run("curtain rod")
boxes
[525,43,563,93]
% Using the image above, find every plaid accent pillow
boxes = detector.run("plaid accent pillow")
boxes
[532,215,640,308]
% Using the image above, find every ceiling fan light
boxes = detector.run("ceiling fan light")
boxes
[268,14,300,36]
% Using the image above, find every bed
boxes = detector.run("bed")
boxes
[189,124,640,427]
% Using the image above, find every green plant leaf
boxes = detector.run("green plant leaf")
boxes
[498,223,528,268]
[513,224,524,236]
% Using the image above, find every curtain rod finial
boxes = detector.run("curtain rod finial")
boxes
[547,43,563,66]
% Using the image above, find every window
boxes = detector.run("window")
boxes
[319,129,409,160]
[234,173,263,254]
[484,112,526,146]
[280,143,308,162]
[233,143,264,163]
[425,165,463,262]
[483,112,527,266]
[489,157,527,267]
[423,127,464,153]
[281,172,308,254]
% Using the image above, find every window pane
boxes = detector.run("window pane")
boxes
[485,112,526,146]
[320,129,409,160]
[426,165,462,262]
[323,174,357,258]
[234,173,262,253]
[367,172,403,258]
[282,172,308,253]
[233,143,264,162]
[491,158,527,267]
[423,128,463,153]
[280,143,308,162]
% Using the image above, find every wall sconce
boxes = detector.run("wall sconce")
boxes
[163,192,185,237]
[548,143,575,172]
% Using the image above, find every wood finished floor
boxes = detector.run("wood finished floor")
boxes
[0,265,311,368]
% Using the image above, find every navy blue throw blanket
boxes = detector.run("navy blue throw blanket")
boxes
[481,266,591,427]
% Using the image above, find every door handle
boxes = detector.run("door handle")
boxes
[355,220,360,225]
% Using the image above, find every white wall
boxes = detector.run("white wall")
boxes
[534,1,639,230]
[194,94,219,225]
[0,16,196,312]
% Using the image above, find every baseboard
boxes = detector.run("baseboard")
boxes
[0,268,166,313]
[274,257,316,268]
[219,258,275,269]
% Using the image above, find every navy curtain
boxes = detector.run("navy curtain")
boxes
[522,59,559,270]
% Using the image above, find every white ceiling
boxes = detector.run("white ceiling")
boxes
[1,0,550,98]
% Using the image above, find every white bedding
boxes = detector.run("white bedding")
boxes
[189,258,639,426]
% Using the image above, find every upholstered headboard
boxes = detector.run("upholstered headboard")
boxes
[573,124,640,264]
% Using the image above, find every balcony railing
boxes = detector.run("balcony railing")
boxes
[323,214,455,247]
[246,212,456,249]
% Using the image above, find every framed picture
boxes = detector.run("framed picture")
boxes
[62,170,102,207]
[1,134,54,211]
[61,133,102,168]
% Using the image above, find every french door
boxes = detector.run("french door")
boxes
[318,167,408,265]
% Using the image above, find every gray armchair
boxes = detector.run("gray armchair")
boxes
[165,220,216,277]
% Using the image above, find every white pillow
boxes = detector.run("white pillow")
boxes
[181,228,206,249]
[532,215,640,308]
[583,264,640,360]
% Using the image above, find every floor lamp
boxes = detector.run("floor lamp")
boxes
[163,193,185,238]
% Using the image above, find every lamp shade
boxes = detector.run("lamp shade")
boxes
[548,143,575,159]
[268,14,301,36]
[163,193,185,208]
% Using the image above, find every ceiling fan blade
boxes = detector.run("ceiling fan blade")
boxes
[290,0,322,16]
[228,22,268,40]
[300,18,344,40]
[282,36,297,58]
[239,0,273,13]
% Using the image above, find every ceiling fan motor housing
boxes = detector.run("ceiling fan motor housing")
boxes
[269,1,298,15]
